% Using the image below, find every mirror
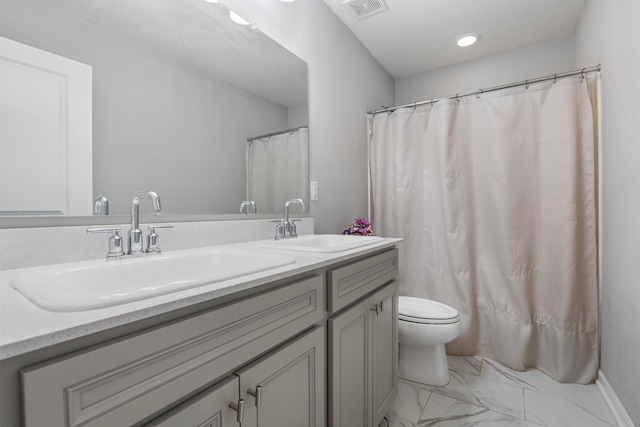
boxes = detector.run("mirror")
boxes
[0,0,308,218]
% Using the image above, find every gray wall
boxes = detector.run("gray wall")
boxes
[0,0,289,215]
[576,0,640,424]
[395,35,577,105]
[223,0,395,234]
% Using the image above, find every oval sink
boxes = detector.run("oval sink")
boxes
[257,234,385,253]
[10,248,296,312]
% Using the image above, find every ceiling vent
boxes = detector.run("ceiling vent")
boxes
[343,0,388,20]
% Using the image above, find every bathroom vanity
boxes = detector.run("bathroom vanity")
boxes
[0,237,399,427]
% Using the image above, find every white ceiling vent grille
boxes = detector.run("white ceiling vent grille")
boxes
[343,0,389,20]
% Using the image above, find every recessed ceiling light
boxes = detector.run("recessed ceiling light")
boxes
[280,0,297,2]
[229,10,250,25]
[203,0,219,3]
[456,33,479,47]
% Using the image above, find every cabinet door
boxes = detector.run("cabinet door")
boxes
[372,281,398,425]
[328,297,373,427]
[146,376,239,427]
[238,327,325,427]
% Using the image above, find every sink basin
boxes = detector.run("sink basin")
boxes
[257,234,385,253]
[10,248,296,312]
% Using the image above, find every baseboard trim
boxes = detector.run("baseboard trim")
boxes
[596,369,635,427]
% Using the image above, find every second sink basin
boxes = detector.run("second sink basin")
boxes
[257,234,385,253]
[10,248,296,312]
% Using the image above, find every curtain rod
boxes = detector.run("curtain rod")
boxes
[247,125,308,143]
[367,64,601,116]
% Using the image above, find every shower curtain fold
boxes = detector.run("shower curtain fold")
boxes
[369,75,599,383]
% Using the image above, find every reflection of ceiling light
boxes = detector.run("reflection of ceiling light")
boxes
[456,33,479,47]
[204,0,219,3]
[229,10,250,25]
[280,0,297,2]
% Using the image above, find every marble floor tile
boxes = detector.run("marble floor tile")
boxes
[404,365,526,419]
[447,355,483,377]
[480,358,616,424]
[388,356,617,427]
[384,413,419,427]
[479,358,545,391]
[524,389,617,427]
[419,392,541,427]
[387,381,432,424]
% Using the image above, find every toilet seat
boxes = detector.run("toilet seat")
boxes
[398,296,460,325]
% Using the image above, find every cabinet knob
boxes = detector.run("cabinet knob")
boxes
[228,399,245,423]
[247,385,262,407]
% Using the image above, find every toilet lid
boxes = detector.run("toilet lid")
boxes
[398,296,460,324]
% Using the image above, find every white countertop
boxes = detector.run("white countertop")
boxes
[0,236,399,360]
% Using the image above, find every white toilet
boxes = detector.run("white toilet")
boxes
[398,296,461,386]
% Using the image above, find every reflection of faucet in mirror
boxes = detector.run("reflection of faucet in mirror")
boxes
[239,200,257,214]
[93,195,109,215]
[129,191,161,254]
[273,198,306,240]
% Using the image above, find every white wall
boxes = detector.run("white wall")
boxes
[223,0,395,234]
[395,35,577,105]
[575,0,640,424]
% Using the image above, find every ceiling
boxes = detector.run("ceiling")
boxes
[322,0,588,79]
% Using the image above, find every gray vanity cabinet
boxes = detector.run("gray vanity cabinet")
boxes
[21,275,324,427]
[237,326,325,427]
[146,376,240,426]
[15,246,399,427]
[371,282,399,423]
[149,326,324,427]
[327,249,398,427]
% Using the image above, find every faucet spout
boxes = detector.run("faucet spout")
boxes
[129,191,161,254]
[284,198,306,223]
[274,198,306,240]
[239,200,257,214]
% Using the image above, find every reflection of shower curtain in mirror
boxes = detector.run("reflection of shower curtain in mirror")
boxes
[247,127,308,213]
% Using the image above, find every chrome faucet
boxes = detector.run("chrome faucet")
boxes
[88,191,172,259]
[274,198,306,240]
[128,191,161,254]
[239,200,257,214]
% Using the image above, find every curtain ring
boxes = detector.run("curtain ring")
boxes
[554,74,557,84]
[431,99,435,107]
[525,80,529,90]
[476,89,483,99]
[413,102,417,110]
[581,68,586,79]
[455,93,461,104]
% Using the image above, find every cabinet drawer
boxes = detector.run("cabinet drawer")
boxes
[327,249,397,313]
[22,275,324,427]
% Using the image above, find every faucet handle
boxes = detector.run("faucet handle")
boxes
[289,221,299,237]
[146,225,173,253]
[269,220,285,240]
[87,227,125,258]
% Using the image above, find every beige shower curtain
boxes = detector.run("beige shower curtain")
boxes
[369,75,599,383]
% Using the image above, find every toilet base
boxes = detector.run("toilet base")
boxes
[399,343,450,386]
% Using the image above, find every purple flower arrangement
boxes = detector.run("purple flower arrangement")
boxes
[342,217,374,236]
